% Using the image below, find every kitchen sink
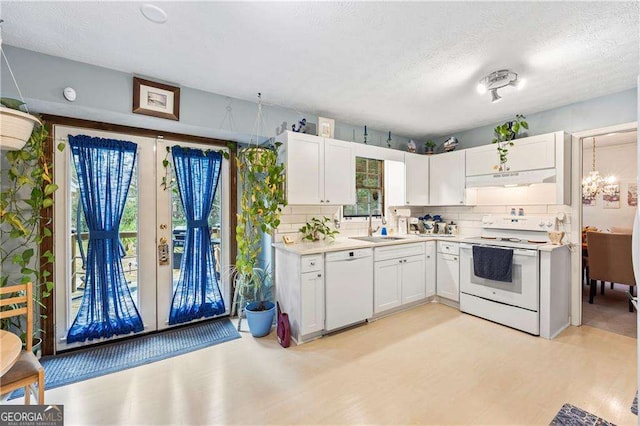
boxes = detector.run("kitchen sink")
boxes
[350,236,407,243]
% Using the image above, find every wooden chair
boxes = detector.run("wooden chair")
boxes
[0,282,45,404]
[586,232,636,312]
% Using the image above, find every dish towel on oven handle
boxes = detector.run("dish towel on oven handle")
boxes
[472,246,514,283]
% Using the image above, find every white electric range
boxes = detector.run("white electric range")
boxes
[459,214,559,335]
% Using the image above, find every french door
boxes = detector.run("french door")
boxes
[53,126,231,351]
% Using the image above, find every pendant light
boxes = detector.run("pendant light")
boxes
[582,137,617,200]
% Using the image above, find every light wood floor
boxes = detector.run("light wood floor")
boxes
[12,303,639,425]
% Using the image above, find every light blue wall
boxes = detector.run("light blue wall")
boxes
[0,45,413,149]
[433,88,637,150]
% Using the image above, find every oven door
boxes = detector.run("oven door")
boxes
[459,243,539,311]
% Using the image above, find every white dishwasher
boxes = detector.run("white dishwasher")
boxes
[325,248,374,331]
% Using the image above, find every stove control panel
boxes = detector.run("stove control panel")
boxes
[481,215,557,231]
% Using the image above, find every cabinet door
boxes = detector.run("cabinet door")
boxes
[425,242,436,297]
[324,138,355,205]
[401,255,426,304]
[507,133,556,172]
[465,145,497,177]
[404,153,430,206]
[374,259,402,314]
[429,150,465,206]
[286,133,324,204]
[300,271,324,335]
[437,253,459,301]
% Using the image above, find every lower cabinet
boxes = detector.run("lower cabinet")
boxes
[437,252,460,301]
[300,271,325,336]
[374,243,427,314]
[425,241,436,297]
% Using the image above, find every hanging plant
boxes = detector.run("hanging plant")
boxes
[0,114,65,346]
[491,114,528,171]
[232,143,286,314]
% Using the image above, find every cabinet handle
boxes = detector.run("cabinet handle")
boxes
[310,262,315,266]
[459,201,463,204]
[454,257,458,261]
[398,260,402,263]
[326,200,330,203]
[317,273,322,278]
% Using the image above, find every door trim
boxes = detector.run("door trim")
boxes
[41,115,237,355]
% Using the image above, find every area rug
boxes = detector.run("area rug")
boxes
[10,318,240,399]
[550,403,615,426]
[632,392,638,415]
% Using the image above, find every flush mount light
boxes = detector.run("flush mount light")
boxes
[476,69,523,103]
[140,4,168,24]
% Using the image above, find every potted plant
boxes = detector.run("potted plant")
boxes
[424,140,437,155]
[0,100,63,353]
[233,143,286,337]
[299,216,339,242]
[491,114,528,171]
[0,98,42,151]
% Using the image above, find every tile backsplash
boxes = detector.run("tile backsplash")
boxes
[274,204,573,243]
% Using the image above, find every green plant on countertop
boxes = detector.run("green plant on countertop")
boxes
[299,216,339,242]
[0,98,65,347]
[232,143,286,318]
[491,114,528,170]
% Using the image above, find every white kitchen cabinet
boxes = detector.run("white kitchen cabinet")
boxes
[425,241,436,298]
[300,271,325,336]
[374,243,426,314]
[401,255,427,304]
[275,249,326,343]
[404,153,430,206]
[437,249,460,302]
[429,150,466,206]
[277,131,355,205]
[374,259,402,313]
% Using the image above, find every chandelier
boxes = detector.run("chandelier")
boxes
[582,137,617,200]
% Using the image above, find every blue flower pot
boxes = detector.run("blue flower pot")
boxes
[245,301,276,337]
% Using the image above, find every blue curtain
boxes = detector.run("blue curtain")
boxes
[169,147,225,325]
[66,135,144,343]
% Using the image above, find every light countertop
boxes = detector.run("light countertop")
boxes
[273,234,569,255]
[273,234,467,255]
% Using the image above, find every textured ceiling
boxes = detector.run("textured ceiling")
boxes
[1,1,638,138]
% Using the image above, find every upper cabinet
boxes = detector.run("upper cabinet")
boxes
[404,153,430,206]
[277,131,355,205]
[466,132,558,176]
[429,150,466,206]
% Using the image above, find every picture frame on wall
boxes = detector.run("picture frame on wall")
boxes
[628,183,638,207]
[132,77,180,121]
[603,184,620,209]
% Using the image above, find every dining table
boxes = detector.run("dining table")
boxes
[1,330,22,376]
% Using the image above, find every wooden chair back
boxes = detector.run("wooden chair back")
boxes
[0,282,33,350]
[586,232,635,287]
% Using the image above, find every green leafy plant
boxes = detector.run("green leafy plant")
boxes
[491,114,528,168]
[424,140,437,154]
[299,216,339,242]
[0,104,64,346]
[233,144,286,316]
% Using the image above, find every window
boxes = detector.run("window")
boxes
[343,157,384,217]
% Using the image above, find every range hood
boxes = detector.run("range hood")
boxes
[466,168,557,188]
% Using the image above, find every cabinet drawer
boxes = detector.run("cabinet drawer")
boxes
[437,241,459,255]
[301,255,323,273]
[375,242,425,262]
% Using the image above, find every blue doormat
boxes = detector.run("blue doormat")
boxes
[551,403,615,426]
[631,391,637,415]
[10,318,240,400]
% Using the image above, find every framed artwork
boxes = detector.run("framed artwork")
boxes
[132,77,180,121]
[628,183,638,207]
[318,117,335,138]
[582,195,596,206]
[603,184,620,209]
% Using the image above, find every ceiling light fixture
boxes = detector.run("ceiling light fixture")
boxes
[477,69,522,102]
[140,4,168,24]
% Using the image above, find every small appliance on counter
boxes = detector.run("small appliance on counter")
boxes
[397,217,408,235]
[419,215,436,234]
[408,217,420,234]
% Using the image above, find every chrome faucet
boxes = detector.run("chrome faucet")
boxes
[368,213,380,236]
